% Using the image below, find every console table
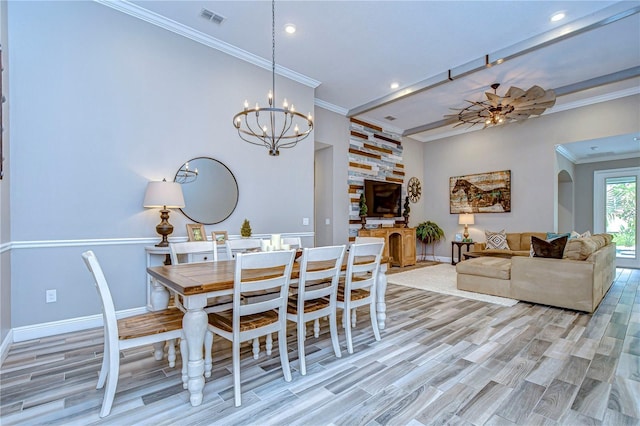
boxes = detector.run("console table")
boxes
[358,227,416,267]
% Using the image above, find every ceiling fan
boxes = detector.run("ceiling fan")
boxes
[446,83,556,129]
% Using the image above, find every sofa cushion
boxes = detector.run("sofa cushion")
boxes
[531,235,568,259]
[486,230,510,250]
[521,232,547,252]
[456,257,511,280]
[564,236,600,260]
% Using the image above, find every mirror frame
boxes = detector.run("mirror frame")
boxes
[174,156,239,225]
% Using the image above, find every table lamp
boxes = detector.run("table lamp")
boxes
[143,179,185,247]
[458,213,475,241]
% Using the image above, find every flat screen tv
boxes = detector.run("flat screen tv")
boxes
[363,179,402,217]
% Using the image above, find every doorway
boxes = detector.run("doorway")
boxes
[594,167,639,268]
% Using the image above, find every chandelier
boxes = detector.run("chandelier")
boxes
[233,0,313,156]
[175,162,198,184]
[446,83,556,129]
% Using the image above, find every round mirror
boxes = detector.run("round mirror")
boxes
[174,157,239,225]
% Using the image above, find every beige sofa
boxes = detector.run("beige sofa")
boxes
[456,233,616,313]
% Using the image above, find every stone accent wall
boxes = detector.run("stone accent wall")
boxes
[348,118,404,240]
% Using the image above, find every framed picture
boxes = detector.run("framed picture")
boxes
[449,169,511,213]
[455,233,463,242]
[186,224,206,242]
[212,230,228,245]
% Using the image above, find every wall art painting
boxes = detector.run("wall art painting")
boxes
[450,170,511,213]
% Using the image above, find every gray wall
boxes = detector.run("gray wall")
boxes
[1,0,11,345]
[574,157,640,234]
[421,94,640,258]
[7,1,315,328]
[314,107,350,245]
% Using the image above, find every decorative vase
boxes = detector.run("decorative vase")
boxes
[360,215,366,229]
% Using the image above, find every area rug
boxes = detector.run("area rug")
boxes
[387,263,518,307]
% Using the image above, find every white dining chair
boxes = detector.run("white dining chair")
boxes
[205,250,295,406]
[282,236,302,249]
[354,236,385,245]
[286,245,345,375]
[224,238,262,260]
[169,240,218,264]
[81,250,184,417]
[336,241,384,354]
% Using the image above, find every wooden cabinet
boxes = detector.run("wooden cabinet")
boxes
[358,227,416,267]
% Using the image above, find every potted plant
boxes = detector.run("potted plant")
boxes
[402,196,410,228]
[359,193,368,229]
[416,221,445,260]
[240,219,252,238]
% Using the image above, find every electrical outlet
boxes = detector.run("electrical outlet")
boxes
[46,289,57,303]
[302,217,309,226]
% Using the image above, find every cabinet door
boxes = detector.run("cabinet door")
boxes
[403,231,416,265]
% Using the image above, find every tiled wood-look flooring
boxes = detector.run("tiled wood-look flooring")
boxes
[1,267,638,425]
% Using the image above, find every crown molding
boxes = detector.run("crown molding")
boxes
[555,145,577,163]
[314,99,348,116]
[93,0,320,89]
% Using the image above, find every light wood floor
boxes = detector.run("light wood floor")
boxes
[1,266,638,425]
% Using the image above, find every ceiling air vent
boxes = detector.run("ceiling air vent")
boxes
[384,116,397,121]
[200,8,226,25]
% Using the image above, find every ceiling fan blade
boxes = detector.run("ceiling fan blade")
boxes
[504,86,526,99]
[522,85,547,101]
[484,92,501,107]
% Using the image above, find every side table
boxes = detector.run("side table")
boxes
[451,241,474,265]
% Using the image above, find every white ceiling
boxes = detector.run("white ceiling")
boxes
[112,0,640,162]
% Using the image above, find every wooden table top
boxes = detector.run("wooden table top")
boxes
[147,256,385,297]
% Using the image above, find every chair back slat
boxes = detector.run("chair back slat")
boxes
[170,241,218,265]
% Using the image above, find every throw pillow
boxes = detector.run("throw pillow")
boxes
[531,235,568,259]
[485,229,510,250]
[546,232,571,240]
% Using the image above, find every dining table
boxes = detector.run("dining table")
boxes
[146,254,388,407]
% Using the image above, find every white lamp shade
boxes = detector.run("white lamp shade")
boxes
[458,213,475,225]
[143,180,185,208]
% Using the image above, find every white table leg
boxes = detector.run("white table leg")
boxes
[376,263,388,330]
[150,278,170,311]
[181,294,208,406]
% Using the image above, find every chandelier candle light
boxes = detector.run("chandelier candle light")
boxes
[233,0,313,156]
[175,162,198,184]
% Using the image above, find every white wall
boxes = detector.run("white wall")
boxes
[422,94,640,258]
[7,1,315,327]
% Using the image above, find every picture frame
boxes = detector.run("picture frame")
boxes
[455,233,463,242]
[186,224,206,242]
[212,230,228,245]
[449,169,511,213]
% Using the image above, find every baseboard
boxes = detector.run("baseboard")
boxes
[11,307,148,343]
[0,329,14,365]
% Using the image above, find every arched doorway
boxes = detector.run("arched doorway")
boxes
[558,170,574,233]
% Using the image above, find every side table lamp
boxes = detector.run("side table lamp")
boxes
[458,213,475,242]
[143,179,185,247]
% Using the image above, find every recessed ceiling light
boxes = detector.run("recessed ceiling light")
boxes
[390,82,399,89]
[550,11,566,22]
[284,24,296,34]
